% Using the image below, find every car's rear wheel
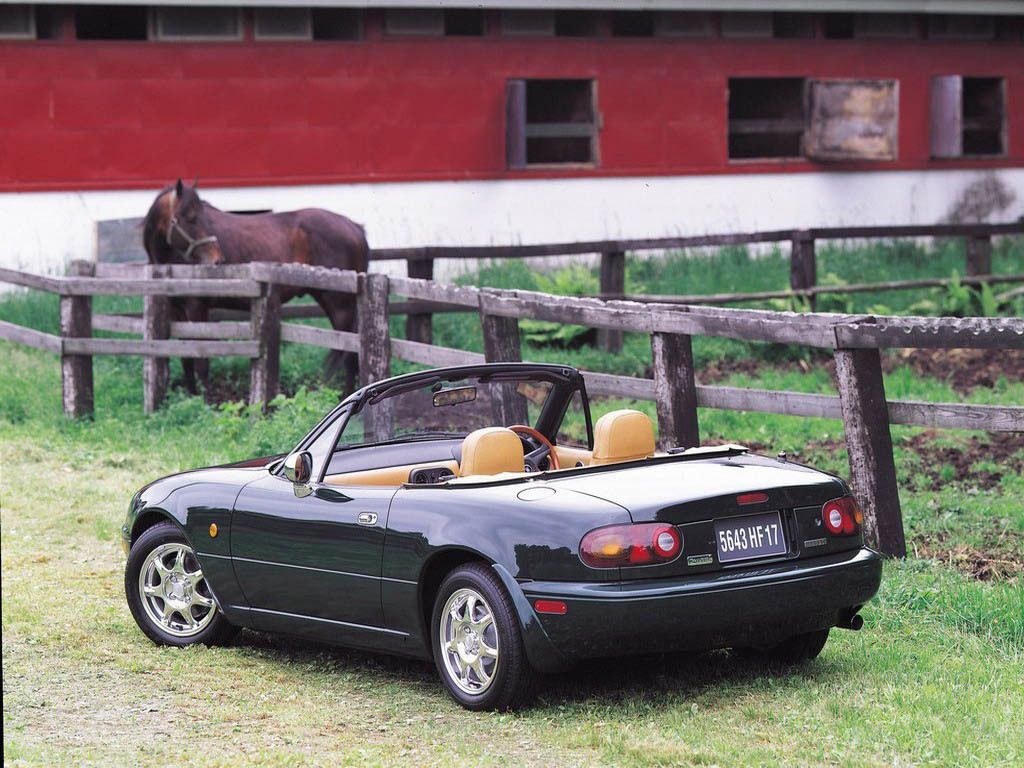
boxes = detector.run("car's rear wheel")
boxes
[431,563,536,711]
[125,521,238,647]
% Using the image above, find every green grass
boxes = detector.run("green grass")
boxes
[2,239,1023,765]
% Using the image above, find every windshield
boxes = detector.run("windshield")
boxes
[338,371,565,449]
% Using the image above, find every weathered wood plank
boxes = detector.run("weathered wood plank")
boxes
[63,338,260,357]
[249,284,281,410]
[0,267,62,294]
[480,290,527,425]
[790,230,817,310]
[388,276,481,308]
[93,314,144,334]
[887,400,1024,432]
[143,264,171,413]
[95,262,253,279]
[965,235,993,277]
[358,273,391,387]
[60,277,262,298]
[61,261,94,419]
[280,322,359,353]
[0,320,62,354]
[598,250,625,353]
[834,316,1024,349]
[651,332,700,449]
[835,347,905,557]
[391,338,484,368]
[250,262,359,294]
[405,258,435,344]
[171,321,251,339]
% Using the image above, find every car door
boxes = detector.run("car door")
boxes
[230,471,395,637]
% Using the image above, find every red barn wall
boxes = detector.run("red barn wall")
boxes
[1,15,1022,193]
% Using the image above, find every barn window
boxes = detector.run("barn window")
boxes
[75,5,148,40]
[0,4,35,39]
[255,8,312,40]
[854,14,916,39]
[721,13,773,38]
[501,10,554,36]
[822,13,854,39]
[654,12,713,38]
[384,9,443,36]
[728,78,806,160]
[927,15,995,40]
[612,12,654,37]
[312,9,363,40]
[153,7,242,41]
[931,76,1006,158]
[772,13,816,39]
[444,10,484,36]
[555,11,602,37]
[805,79,899,161]
[507,79,598,168]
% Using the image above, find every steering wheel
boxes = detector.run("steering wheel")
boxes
[508,425,560,472]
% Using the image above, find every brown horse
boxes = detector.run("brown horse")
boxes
[143,179,368,393]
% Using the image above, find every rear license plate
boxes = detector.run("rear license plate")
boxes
[715,511,787,563]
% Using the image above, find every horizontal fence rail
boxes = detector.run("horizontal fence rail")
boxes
[2,220,1023,559]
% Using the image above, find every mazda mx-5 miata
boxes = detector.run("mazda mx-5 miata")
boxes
[123,363,882,710]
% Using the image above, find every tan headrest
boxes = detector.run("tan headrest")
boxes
[591,409,655,466]
[459,427,525,477]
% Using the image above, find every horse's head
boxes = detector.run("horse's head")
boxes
[164,179,224,264]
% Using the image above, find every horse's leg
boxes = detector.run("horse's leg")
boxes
[311,290,359,392]
[171,299,200,395]
[189,300,211,393]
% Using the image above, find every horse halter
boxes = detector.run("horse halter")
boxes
[166,215,219,261]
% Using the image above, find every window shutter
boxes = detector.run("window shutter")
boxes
[805,79,898,161]
[930,76,963,158]
[506,80,527,169]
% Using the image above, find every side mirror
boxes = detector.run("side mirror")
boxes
[283,451,313,485]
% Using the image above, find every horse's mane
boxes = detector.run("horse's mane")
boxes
[142,184,175,264]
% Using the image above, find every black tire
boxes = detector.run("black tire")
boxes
[764,629,830,664]
[125,521,239,647]
[431,562,536,711]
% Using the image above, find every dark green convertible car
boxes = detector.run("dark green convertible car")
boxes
[123,363,882,710]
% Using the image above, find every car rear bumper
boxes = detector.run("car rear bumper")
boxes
[506,547,882,669]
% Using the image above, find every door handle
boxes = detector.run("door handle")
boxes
[357,512,378,526]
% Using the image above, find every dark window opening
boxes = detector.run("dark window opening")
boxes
[312,8,363,40]
[254,7,311,39]
[654,12,713,38]
[612,11,654,37]
[854,13,916,39]
[927,14,994,40]
[500,10,554,36]
[822,13,854,39]
[75,5,148,40]
[0,4,35,38]
[963,78,1005,156]
[34,5,64,39]
[444,9,484,36]
[507,79,598,167]
[728,78,805,159]
[773,13,816,39]
[554,11,601,37]
[721,12,772,38]
[384,9,443,36]
[154,7,241,40]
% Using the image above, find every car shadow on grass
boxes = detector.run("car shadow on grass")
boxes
[225,630,846,712]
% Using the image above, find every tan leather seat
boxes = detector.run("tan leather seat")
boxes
[459,427,525,477]
[590,409,655,465]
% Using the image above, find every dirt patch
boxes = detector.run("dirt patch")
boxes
[697,356,812,384]
[913,528,1024,582]
[900,431,1024,493]
[885,348,1024,395]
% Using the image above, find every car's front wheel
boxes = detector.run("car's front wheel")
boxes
[125,521,238,647]
[431,563,536,711]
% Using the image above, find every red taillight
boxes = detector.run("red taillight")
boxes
[737,492,769,506]
[580,523,682,568]
[534,599,568,615]
[822,496,862,536]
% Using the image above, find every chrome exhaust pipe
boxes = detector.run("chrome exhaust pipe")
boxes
[837,613,864,631]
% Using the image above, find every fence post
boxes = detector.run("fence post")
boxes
[358,272,391,387]
[60,260,94,419]
[834,346,906,557]
[651,332,700,450]
[790,230,817,311]
[249,280,281,410]
[597,250,625,353]
[405,257,434,344]
[143,264,171,413]
[965,234,992,277]
[479,290,528,425]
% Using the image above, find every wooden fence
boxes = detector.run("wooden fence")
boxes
[372,220,1024,353]
[1,257,1022,559]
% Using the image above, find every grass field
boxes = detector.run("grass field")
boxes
[2,240,1023,766]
